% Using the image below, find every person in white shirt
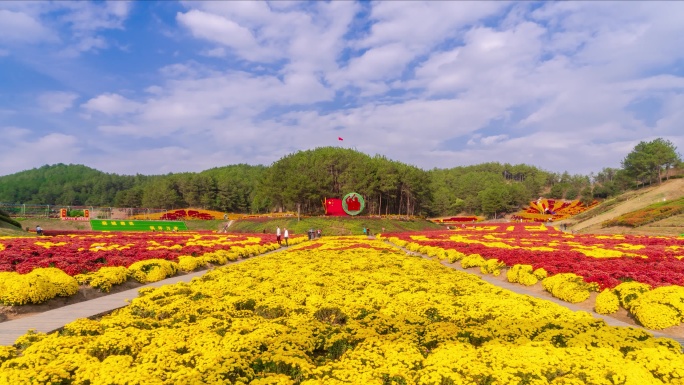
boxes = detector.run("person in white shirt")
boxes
[284,228,289,246]
[276,227,281,245]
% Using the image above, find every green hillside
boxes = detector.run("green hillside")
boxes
[1,142,680,220]
[0,148,558,218]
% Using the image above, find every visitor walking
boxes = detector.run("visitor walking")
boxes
[276,226,282,245]
[284,228,289,246]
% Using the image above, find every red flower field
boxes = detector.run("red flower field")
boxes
[0,232,281,276]
[386,224,684,289]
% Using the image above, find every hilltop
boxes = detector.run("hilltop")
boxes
[1,143,680,222]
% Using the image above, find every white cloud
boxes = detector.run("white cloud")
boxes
[38,91,79,113]
[59,36,108,57]
[476,135,510,146]
[0,1,133,59]
[360,2,509,50]
[335,43,414,85]
[201,47,227,58]
[59,1,131,33]
[3,1,684,177]
[178,1,358,73]
[177,9,273,62]
[0,9,52,43]
[81,93,140,116]
[85,2,684,175]
[0,130,80,176]
[90,66,334,138]
[0,126,31,140]
[620,75,684,93]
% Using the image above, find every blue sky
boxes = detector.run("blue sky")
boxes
[1,1,683,176]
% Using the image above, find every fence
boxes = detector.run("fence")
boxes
[0,203,167,220]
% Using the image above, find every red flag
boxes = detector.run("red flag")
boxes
[324,198,347,216]
[338,137,343,141]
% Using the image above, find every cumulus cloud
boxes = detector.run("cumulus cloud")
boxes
[81,94,141,116]
[177,10,266,60]
[0,129,80,175]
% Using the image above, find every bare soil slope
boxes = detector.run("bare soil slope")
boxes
[570,179,684,236]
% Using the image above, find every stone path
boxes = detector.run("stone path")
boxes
[1,240,682,349]
[0,271,208,345]
[0,246,287,346]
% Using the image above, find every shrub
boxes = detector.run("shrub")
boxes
[595,289,619,315]
[201,250,238,265]
[480,259,505,276]
[314,307,348,325]
[630,286,684,330]
[76,266,129,292]
[0,346,16,364]
[0,268,79,305]
[0,212,21,228]
[178,255,205,272]
[460,254,486,269]
[128,259,179,283]
[542,273,591,303]
[446,249,466,263]
[612,282,651,310]
[507,264,538,286]
[532,268,548,280]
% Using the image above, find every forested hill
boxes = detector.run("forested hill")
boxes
[0,164,153,207]
[0,146,643,217]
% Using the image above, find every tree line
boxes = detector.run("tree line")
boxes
[0,141,680,218]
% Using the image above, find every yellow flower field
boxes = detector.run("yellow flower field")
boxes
[1,237,682,384]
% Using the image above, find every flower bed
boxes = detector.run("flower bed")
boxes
[511,198,599,222]
[428,216,484,225]
[0,232,305,305]
[603,196,684,227]
[1,237,681,384]
[381,224,684,329]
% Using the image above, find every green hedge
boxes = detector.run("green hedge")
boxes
[0,213,21,228]
[90,220,188,231]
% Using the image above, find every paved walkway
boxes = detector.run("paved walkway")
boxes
[1,240,682,349]
[0,246,287,346]
[0,271,207,345]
